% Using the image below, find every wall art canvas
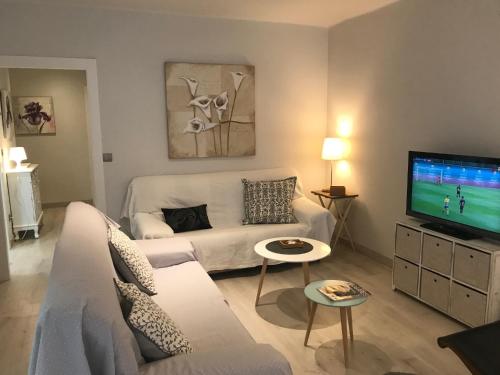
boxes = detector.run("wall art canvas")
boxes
[13,96,56,136]
[165,63,255,158]
[0,90,14,139]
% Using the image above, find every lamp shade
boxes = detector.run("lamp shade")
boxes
[321,137,345,161]
[9,147,27,163]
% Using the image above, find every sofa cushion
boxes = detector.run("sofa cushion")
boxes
[242,177,297,225]
[135,237,197,269]
[151,261,254,351]
[162,205,212,233]
[108,226,157,295]
[115,279,193,362]
[134,212,175,239]
[174,223,310,271]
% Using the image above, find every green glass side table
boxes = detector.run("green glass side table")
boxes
[304,280,368,367]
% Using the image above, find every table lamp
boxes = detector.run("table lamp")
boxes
[9,147,27,169]
[321,137,346,196]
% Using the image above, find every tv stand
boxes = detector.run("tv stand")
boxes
[393,219,500,327]
[420,222,481,241]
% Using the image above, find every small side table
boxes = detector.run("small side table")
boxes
[304,280,368,367]
[311,190,358,252]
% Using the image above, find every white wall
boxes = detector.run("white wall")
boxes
[9,68,92,205]
[0,3,329,219]
[328,0,500,258]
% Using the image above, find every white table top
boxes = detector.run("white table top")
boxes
[254,237,331,263]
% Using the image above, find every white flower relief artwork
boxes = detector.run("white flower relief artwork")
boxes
[165,63,255,158]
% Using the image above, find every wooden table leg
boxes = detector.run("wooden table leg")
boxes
[255,258,268,306]
[331,198,355,252]
[304,302,318,346]
[303,262,311,313]
[340,307,349,367]
[347,306,354,340]
[302,262,310,286]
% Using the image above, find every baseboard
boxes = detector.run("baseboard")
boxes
[42,200,93,209]
[338,238,393,268]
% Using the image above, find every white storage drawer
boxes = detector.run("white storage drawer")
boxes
[420,269,450,313]
[450,282,487,327]
[395,225,421,263]
[422,234,452,275]
[453,245,490,292]
[393,257,419,296]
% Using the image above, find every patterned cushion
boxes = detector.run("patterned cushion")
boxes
[108,226,157,295]
[114,279,193,362]
[242,176,297,224]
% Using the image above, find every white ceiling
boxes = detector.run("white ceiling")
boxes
[4,0,398,27]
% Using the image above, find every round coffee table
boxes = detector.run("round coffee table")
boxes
[254,237,331,306]
[304,280,368,367]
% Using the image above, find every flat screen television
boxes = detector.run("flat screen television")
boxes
[406,151,500,240]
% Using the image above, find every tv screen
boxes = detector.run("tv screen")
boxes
[407,151,500,240]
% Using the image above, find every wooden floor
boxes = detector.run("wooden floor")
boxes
[0,207,469,374]
[0,208,64,375]
[213,252,469,375]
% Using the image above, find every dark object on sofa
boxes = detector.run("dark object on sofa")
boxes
[162,205,212,233]
[437,320,500,375]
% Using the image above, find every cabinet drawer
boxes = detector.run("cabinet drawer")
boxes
[453,245,490,291]
[450,282,486,327]
[395,225,421,263]
[420,269,450,312]
[422,234,452,274]
[394,257,419,296]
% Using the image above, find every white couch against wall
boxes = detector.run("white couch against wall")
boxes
[121,168,336,272]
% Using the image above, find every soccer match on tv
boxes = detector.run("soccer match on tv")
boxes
[410,158,500,233]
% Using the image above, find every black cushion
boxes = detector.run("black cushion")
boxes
[162,204,212,233]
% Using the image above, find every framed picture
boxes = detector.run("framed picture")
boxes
[165,62,255,159]
[13,96,56,136]
[0,90,14,139]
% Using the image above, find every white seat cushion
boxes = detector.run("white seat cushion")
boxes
[175,223,309,271]
[151,261,254,351]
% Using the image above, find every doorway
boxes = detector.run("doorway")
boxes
[0,56,106,281]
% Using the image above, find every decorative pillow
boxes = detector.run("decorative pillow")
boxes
[161,205,212,233]
[114,279,193,362]
[108,226,157,295]
[242,176,298,224]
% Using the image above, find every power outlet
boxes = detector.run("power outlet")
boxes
[102,153,113,162]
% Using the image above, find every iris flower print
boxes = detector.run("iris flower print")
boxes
[180,77,198,97]
[189,96,212,119]
[230,72,246,92]
[18,101,52,134]
[214,91,228,121]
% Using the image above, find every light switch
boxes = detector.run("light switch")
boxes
[103,153,113,162]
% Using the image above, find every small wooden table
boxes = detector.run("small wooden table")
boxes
[304,280,368,367]
[311,191,358,252]
[254,237,331,307]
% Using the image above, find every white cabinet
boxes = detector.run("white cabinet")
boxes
[7,164,43,239]
[393,219,500,327]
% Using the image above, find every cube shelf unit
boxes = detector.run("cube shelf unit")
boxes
[392,218,500,327]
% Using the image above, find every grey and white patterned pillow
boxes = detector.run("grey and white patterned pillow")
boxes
[115,279,193,362]
[108,226,157,295]
[242,176,298,224]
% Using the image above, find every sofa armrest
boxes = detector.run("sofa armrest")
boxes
[138,344,292,375]
[135,238,197,269]
[132,212,174,240]
[293,196,336,244]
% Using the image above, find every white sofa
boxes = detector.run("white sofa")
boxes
[30,202,292,375]
[121,168,336,272]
